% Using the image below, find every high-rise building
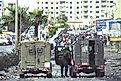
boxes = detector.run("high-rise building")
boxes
[2,0,116,28]
[32,0,115,27]
[115,0,121,19]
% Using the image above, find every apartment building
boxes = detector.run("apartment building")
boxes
[2,0,116,28]
[34,0,115,28]
[115,0,121,19]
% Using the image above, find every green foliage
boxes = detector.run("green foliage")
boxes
[0,6,48,33]
[49,26,58,36]
[1,5,30,32]
[56,14,68,28]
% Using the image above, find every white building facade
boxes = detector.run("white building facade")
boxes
[2,0,116,28]
[31,0,115,28]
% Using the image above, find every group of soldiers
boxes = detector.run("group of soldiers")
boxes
[54,31,108,77]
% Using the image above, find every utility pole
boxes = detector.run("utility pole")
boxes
[15,0,18,55]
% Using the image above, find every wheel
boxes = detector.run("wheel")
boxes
[2,42,6,46]
[8,41,12,45]
[47,73,52,78]
[20,74,25,78]
[95,70,105,77]
[70,67,77,78]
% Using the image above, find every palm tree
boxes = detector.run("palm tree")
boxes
[28,9,48,37]
[1,5,30,33]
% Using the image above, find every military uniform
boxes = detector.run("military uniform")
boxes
[60,47,71,77]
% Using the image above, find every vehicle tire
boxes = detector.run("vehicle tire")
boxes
[70,67,77,78]
[95,70,105,77]
[20,74,25,78]
[47,73,52,78]
[2,42,6,46]
[8,41,12,45]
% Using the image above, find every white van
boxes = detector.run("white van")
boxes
[0,34,9,45]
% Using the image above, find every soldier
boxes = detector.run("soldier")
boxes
[60,46,71,77]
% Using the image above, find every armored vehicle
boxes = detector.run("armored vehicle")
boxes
[70,38,105,77]
[19,40,52,78]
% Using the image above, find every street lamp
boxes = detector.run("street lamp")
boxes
[15,0,18,54]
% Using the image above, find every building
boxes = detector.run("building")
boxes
[115,0,121,19]
[2,0,116,28]
[30,0,115,28]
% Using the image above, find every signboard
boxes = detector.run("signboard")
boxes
[110,38,121,41]
[109,20,121,30]
[108,20,121,38]
[96,19,111,32]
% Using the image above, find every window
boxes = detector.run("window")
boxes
[96,1,99,3]
[96,6,99,8]
[51,2,53,4]
[77,12,79,14]
[51,7,53,9]
[110,1,113,3]
[70,6,72,9]
[96,11,99,13]
[70,11,72,14]
[90,6,92,8]
[45,12,48,14]
[60,1,65,4]
[77,2,79,4]
[56,2,58,4]
[45,7,48,9]
[90,16,93,18]
[90,1,92,3]
[51,12,53,14]
[56,12,58,14]
[110,6,113,8]
[45,2,48,4]
[37,2,39,4]
[42,2,43,4]
[70,2,72,4]
[56,7,58,9]
[70,16,72,18]
[101,15,104,17]
[96,16,99,18]
[51,17,54,19]
[90,11,92,13]
[77,7,79,9]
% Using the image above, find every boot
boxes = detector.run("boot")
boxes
[61,66,64,77]
[65,66,69,77]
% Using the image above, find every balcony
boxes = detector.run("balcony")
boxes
[101,5,106,8]
[83,0,88,3]
[101,0,106,3]
[84,10,88,14]
[83,5,88,8]
[84,15,88,19]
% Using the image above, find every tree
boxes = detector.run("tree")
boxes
[56,14,68,28]
[28,9,48,37]
[1,5,30,33]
